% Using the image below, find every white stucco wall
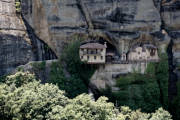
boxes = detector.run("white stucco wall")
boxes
[79,48,106,63]
[128,47,159,61]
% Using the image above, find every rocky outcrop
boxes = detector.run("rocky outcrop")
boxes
[1,0,180,104]
[22,0,164,56]
[0,0,34,76]
[91,63,147,89]
[14,60,58,83]
[160,0,180,102]
[0,0,57,76]
[20,0,180,99]
[160,0,180,66]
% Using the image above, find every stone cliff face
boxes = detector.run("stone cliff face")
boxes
[0,0,57,76]
[0,0,33,76]
[160,0,180,102]
[21,0,180,96]
[0,0,180,102]
[21,0,180,62]
[22,0,166,56]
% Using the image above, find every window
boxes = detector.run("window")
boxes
[138,52,140,54]
[96,49,98,54]
[101,56,103,60]
[91,50,94,54]
[87,56,89,60]
[81,56,83,59]
[94,56,96,60]
[81,49,84,52]
[150,49,155,56]
[101,49,103,52]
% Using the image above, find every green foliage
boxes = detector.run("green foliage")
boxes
[0,72,172,120]
[47,94,117,120]
[49,61,87,98]
[0,75,7,83]
[5,71,36,87]
[0,82,68,120]
[116,72,146,87]
[146,62,156,75]
[156,53,169,109]
[104,80,162,113]
[15,1,21,13]
[150,108,172,120]
[48,38,96,98]
[31,61,46,71]
[170,81,180,120]
[117,107,172,120]
[102,55,169,113]
[61,38,96,85]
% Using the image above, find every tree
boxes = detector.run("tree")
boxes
[0,81,68,120]
[5,71,36,87]
[47,94,117,120]
[115,69,161,112]
[117,107,172,120]
[48,39,96,98]
[49,61,87,98]
[156,53,169,109]
[0,72,172,120]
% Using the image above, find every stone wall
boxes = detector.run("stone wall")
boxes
[91,63,147,89]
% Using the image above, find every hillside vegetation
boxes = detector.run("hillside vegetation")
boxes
[101,53,169,113]
[0,72,172,120]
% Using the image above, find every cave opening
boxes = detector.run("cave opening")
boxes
[98,38,117,54]
[98,38,119,62]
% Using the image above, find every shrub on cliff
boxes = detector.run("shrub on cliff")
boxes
[49,61,87,98]
[156,53,169,109]
[61,38,96,85]
[104,53,169,113]
[48,37,95,98]
[115,68,161,112]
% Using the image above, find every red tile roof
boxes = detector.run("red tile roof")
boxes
[80,43,106,49]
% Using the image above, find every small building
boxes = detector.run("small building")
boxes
[79,42,107,64]
[128,44,159,61]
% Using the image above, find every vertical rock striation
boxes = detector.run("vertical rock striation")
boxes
[0,0,33,76]
[160,0,180,106]
[0,0,57,76]
[1,0,180,111]
[21,0,162,56]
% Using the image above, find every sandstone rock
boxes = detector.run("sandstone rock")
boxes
[161,0,180,31]
[1,0,180,96]
[0,0,57,76]
[22,0,162,56]
[0,0,34,76]
[14,60,58,83]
